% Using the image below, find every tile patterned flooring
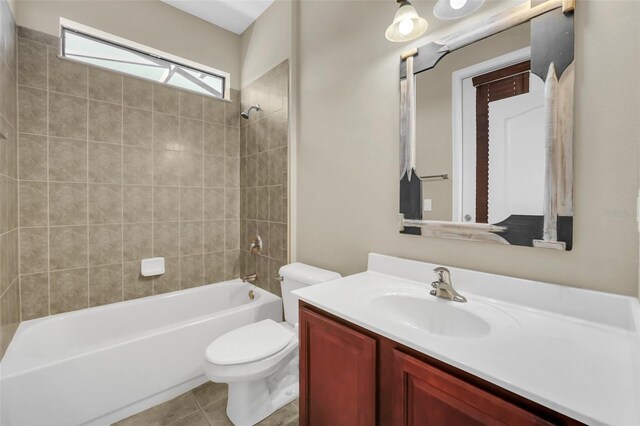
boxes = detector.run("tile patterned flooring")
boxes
[112,382,298,426]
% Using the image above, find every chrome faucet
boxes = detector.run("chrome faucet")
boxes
[242,273,258,284]
[430,267,467,303]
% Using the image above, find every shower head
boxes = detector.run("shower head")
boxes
[241,104,261,119]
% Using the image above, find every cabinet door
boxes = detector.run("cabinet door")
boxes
[299,307,376,426]
[391,349,552,426]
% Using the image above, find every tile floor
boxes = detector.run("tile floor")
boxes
[112,382,298,426]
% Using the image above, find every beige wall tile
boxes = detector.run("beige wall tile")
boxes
[18,86,47,134]
[180,221,203,255]
[224,250,240,280]
[0,120,17,179]
[204,155,224,188]
[49,93,87,139]
[49,137,87,183]
[89,264,122,307]
[123,223,152,261]
[20,272,49,319]
[225,126,239,158]
[123,76,152,110]
[153,221,179,257]
[203,97,225,124]
[18,38,47,89]
[153,113,180,151]
[180,118,203,153]
[180,254,203,288]
[88,142,122,184]
[204,251,225,284]
[19,227,47,274]
[225,220,239,250]
[153,256,179,294]
[269,186,284,223]
[256,152,268,186]
[123,145,152,185]
[153,84,179,115]
[204,220,224,253]
[203,188,224,220]
[123,107,152,147]
[204,122,225,156]
[49,182,87,225]
[49,226,87,270]
[153,186,179,222]
[180,187,203,221]
[50,268,88,314]
[256,186,269,221]
[225,189,239,219]
[269,222,286,261]
[88,100,122,143]
[89,68,122,104]
[153,149,180,186]
[18,134,46,181]
[224,158,239,188]
[180,152,203,187]
[123,185,152,223]
[1,280,20,355]
[180,92,203,120]
[123,261,152,300]
[19,181,47,226]
[1,230,18,292]
[48,48,87,97]
[89,224,123,266]
[88,184,122,224]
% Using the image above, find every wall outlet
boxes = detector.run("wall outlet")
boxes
[424,199,432,212]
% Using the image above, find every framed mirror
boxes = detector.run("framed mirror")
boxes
[399,0,575,250]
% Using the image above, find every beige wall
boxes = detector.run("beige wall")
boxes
[0,0,18,358]
[240,0,292,88]
[296,0,640,296]
[416,23,529,221]
[15,0,242,89]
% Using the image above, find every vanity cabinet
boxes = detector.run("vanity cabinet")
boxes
[299,303,581,426]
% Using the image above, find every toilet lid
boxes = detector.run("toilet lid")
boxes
[206,319,294,365]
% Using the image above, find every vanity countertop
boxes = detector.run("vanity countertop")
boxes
[293,254,640,426]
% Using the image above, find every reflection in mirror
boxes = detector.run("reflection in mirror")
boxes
[415,23,545,225]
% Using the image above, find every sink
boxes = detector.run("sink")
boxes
[367,293,492,338]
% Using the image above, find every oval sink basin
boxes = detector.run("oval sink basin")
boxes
[368,294,491,338]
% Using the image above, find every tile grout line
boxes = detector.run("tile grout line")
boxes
[121,74,125,301]
[86,66,90,309]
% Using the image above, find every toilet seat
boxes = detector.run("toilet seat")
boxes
[204,321,298,384]
[206,319,293,365]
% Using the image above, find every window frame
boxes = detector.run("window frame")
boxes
[59,18,231,100]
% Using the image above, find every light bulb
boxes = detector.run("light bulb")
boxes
[449,0,467,9]
[398,18,415,35]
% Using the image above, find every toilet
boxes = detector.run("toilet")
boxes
[204,263,341,426]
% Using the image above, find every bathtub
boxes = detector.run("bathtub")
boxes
[0,280,282,425]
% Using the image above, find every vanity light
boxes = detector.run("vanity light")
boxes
[385,0,428,43]
[433,0,485,20]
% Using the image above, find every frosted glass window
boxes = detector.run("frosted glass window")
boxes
[61,28,225,98]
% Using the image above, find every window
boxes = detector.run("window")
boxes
[60,19,229,99]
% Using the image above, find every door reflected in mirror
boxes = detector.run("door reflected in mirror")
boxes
[416,23,545,225]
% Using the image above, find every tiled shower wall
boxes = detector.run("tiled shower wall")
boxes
[16,27,241,320]
[240,61,289,296]
[0,0,18,357]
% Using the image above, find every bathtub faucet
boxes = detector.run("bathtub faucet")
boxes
[242,273,258,284]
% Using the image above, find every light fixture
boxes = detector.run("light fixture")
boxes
[385,0,429,43]
[433,0,485,20]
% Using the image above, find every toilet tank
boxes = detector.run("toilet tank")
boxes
[279,263,341,326]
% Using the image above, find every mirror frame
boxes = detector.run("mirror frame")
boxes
[398,0,575,250]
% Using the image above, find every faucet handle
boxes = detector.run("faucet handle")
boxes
[431,281,440,288]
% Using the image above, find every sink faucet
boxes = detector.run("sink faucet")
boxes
[431,267,467,303]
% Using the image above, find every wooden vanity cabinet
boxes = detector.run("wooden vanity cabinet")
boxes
[299,302,582,426]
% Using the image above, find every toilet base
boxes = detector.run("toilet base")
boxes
[224,357,299,426]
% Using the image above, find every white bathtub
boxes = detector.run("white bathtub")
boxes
[0,280,282,425]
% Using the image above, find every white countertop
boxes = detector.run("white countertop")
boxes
[294,254,640,426]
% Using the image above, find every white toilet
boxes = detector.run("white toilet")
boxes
[204,263,341,426]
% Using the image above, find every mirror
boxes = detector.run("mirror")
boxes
[416,23,543,225]
[398,1,575,250]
